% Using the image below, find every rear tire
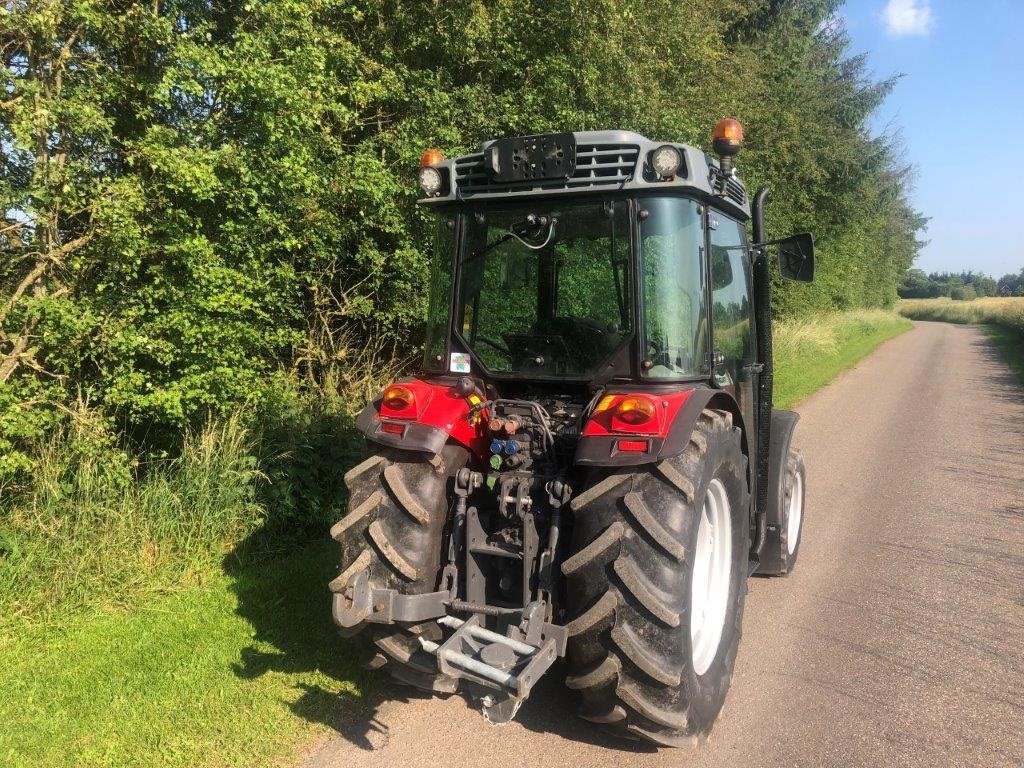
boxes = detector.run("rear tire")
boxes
[563,409,749,747]
[330,443,468,693]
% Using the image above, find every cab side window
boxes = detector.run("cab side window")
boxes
[709,214,755,420]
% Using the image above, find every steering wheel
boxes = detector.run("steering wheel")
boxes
[476,336,510,355]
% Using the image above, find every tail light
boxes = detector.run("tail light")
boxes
[381,384,416,418]
[614,396,656,426]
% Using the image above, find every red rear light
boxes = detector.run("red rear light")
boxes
[380,422,406,435]
[616,439,650,453]
[615,396,656,425]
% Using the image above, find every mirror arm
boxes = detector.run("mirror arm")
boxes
[752,237,790,248]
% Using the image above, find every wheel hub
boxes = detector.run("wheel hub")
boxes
[690,478,733,676]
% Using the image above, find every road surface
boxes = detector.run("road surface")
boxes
[303,321,1024,768]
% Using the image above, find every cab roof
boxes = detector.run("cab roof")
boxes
[417,130,751,220]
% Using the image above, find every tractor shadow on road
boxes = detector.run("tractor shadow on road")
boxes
[968,335,1023,405]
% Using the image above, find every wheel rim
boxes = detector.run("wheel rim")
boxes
[786,470,803,556]
[690,478,733,676]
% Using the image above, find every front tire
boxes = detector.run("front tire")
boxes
[563,409,750,746]
[758,448,806,576]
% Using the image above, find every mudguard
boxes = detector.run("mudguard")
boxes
[355,377,487,456]
[762,409,799,544]
[574,386,747,468]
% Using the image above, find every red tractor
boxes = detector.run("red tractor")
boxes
[331,121,814,746]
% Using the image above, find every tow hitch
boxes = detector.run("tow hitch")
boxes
[419,607,566,723]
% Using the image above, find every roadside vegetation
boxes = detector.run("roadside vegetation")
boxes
[897,268,1024,300]
[1,1,925,766]
[898,297,1024,384]
[773,310,912,408]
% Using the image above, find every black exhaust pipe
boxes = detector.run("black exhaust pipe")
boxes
[751,187,772,556]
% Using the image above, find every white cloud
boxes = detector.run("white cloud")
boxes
[882,0,935,36]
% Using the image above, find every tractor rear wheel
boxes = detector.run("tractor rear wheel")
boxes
[330,443,468,694]
[563,409,749,746]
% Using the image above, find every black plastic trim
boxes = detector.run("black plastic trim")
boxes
[355,404,449,455]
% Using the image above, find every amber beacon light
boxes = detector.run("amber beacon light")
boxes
[712,118,744,175]
[417,148,445,196]
[419,148,445,168]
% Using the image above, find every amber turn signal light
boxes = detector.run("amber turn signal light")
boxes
[615,396,656,425]
[382,384,416,411]
[419,148,445,168]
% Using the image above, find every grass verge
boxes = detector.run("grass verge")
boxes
[0,541,372,768]
[0,309,912,767]
[772,309,913,409]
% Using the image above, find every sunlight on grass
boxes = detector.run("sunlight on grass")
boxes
[0,542,371,768]
[897,296,1024,329]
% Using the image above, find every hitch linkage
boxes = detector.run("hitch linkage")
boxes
[332,464,569,724]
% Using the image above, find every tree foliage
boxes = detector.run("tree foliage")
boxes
[1,0,925,478]
[898,269,1004,300]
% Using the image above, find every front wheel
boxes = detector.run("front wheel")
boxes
[563,409,750,746]
[758,448,806,576]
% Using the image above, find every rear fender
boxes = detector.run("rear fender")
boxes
[355,377,488,456]
[575,386,748,471]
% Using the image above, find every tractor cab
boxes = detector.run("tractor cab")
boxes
[333,123,814,742]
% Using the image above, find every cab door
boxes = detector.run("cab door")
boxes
[707,210,758,437]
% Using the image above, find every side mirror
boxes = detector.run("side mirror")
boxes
[776,232,814,282]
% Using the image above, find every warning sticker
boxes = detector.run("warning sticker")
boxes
[449,352,472,374]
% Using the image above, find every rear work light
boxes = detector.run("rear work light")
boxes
[650,144,682,179]
[418,148,445,196]
[614,396,656,426]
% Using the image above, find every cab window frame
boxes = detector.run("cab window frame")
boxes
[447,196,638,382]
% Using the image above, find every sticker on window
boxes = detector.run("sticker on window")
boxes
[449,352,471,374]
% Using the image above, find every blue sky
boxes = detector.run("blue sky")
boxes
[840,0,1024,278]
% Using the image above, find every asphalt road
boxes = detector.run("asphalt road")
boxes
[304,321,1024,768]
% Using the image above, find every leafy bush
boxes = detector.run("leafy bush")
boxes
[0,1,925,488]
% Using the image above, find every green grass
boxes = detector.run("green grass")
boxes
[0,541,372,768]
[0,308,914,767]
[981,324,1024,387]
[897,296,1024,329]
[0,415,266,621]
[772,309,913,408]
